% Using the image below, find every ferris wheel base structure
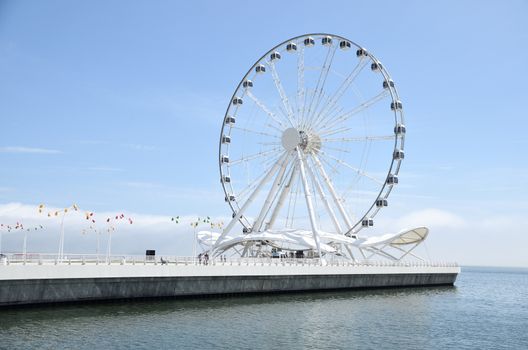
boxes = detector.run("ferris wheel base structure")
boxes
[0,260,459,307]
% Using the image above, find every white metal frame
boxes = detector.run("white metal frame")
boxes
[214,33,414,262]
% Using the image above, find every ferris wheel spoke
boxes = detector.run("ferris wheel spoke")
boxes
[214,153,289,252]
[232,152,287,211]
[307,58,369,131]
[295,149,322,255]
[296,45,306,129]
[316,89,390,133]
[303,45,337,130]
[317,154,341,178]
[300,88,314,132]
[321,144,355,154]
[316,155,362,228]
[276,104,292,125]
[318,90,390,134]
[319,150,384,186]
[229,147,282,166]
[253,153,293,232]
[246,90,288,128]
[302,44,337,129]
[231,125,279,138]
[236,175,266,202]
[305,103,346,135]
[310,153,353,230]
[236,159,272,191]
[305,156,343,234]
[233,162,283,202]
[268,61,296,128]
[286,166,302,228]
[317,152,342,181]
[258,141,281,146]
[317,153,371,212]
[321,135,394,143]
[309,95,349,133]
[266,163,297,230]
[234,152,285,196]
[265,122,284,134]
[261,149,285,168]
[318,125,356,138]
[321,144,374,163]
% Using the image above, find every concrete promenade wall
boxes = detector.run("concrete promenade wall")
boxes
[0,263,460,306]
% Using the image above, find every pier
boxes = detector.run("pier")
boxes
[0,254,459,306]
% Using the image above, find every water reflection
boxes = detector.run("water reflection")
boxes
[0,285,458,322]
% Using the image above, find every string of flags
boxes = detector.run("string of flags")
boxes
[82,225,99,235]
[102,214,134,234]
[2,203,228,256]
[106,214,133,225]
[85,211,96,224]
[0,223,44,232]
[37,204,135,230]
[39,203,79,217]
[171,216,224,230]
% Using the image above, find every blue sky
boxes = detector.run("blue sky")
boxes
[0,0,527,266]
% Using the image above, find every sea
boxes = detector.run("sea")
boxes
[0,266,527,350]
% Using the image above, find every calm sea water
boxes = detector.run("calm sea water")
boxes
[0,266,527,350]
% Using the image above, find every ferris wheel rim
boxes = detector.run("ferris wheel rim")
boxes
[218,33,405,235]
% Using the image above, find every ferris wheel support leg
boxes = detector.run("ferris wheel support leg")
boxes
[266,165,298,230]
[391,244,425,261]
[311,153,353,231]
[232,246,242,256]
[392,242,421,262]
[344,244,356,262]
[253,152,291,232]
[242,242,251,257]
[367,244,388,259]
[212,153,288,255]
[365,246,397,261]
[359,247,367,260]
[306,157,343,235]
[296,148,322,260]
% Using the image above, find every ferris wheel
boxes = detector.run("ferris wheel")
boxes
[207,33,416,260]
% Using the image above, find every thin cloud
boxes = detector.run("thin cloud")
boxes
[79,140,109,145]
[394,208,467,230]
[121,181,161,189]
[86,166,124,172]
[124,143,156,151]
[0,146,62,154]
[471,185,522,192]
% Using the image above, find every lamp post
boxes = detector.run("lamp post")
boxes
[40,203,80,261]
[105,214,133,263]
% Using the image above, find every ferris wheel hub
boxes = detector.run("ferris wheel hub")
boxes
[281,127,301,151]
[300,131,321,154]
[281,128,322,154]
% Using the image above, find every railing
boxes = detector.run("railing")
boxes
[0,252,459,268]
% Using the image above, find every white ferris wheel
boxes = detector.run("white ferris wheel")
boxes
[201,34,428,262]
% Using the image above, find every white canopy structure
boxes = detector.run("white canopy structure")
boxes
[205,34,429,263]
[201,227,429,262]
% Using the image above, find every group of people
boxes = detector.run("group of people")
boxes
[197,252,209,265]
[197,253,228,264]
